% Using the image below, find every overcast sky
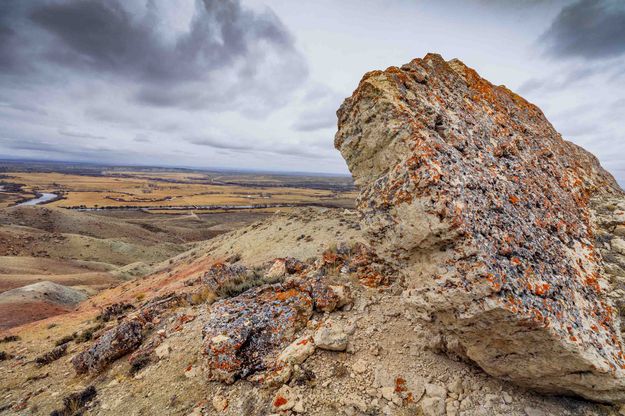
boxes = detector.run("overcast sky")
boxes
[0,0,624,184]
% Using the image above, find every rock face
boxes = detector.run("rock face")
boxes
[335,53,625,402]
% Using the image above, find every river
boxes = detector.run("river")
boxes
[17,193,58,206]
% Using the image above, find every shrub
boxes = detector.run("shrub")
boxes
[190,287,217,305]
[50,386,97,416]
[55,333,77,346]
[0,335,19,343]
[76,323,105,343]
[215,268,285,298]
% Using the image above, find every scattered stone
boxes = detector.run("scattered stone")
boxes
[184,365,200,379]
[524,407,546,416]
[421,397,446,416]
[277,336,315,365]
[425,383,447,398]
[212,394,228,412]
[352,359,368,374]
[155,343,171,359]
[266,258,287,279]
[272,385,295,412]
[314,320,348,351]
[380,386,396,401]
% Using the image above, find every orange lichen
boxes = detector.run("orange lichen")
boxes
[394,377,407,393]
[273,396,288,407]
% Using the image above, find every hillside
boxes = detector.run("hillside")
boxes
[0,206,268,329]
[1,54,625,416]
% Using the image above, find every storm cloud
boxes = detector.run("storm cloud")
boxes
[0,0,307,112]
[541,0,625,59]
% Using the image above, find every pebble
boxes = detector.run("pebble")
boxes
[212,394,228,412]
[314,320,349,351]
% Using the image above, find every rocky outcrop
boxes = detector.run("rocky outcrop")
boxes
[202,277,351,384]
[72,294,184,374]
[335,53,625,402]
[72,320,144,374]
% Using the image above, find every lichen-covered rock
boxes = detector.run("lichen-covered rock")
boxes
[202,278,347,384]
[72,320,144,374]
[201,262,249,292]
[335,53,625,401]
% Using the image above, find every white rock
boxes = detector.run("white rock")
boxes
[380,386,396,401]
[212,394,228,412]
[448,378,463,395]
[329,285,353,308]
[352,359,368,374]
[277,336,315,365]
[272,385,295,412]
[155,343,171,359]
[184,365,200,378]
[524,407,546,416]
[502,392,513,404]
[267,259,287,278]
[421,397,446,416]
[613,238,625,256]
[314,320,348,351]
[292,400,305,413]
[425,383,447,398]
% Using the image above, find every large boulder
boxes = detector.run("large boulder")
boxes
[335,53,625,402]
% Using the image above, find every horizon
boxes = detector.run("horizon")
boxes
[0,0,624,184]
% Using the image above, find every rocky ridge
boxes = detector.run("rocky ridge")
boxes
[2,55,625,416]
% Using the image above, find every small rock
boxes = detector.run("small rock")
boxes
[612,238,625,256]
[314,320,348,351]
[212,394,228,412]
[502,392,513,404]
[184,365,200,378]
[380,386,396,401]
[277,336,315,365]
[292,400,305,413]
[524,407,546,416]
[425,383,447,398]
[329,285,353,309]
[267,259,287,279]
[272,385,295,412]
[352,359,367,374]
[421,397,446,416]
[448,378,463,395]
[155,343,171,359]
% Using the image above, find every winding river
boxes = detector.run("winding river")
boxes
[17,193,58,206]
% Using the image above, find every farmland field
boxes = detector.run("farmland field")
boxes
[0,162,356,210]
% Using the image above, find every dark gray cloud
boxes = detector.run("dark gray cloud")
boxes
[541,0,625,59]
[0,0,307,111]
